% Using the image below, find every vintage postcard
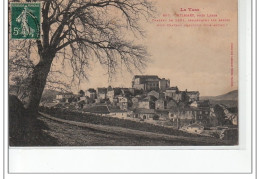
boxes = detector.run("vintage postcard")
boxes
[8,0,238,146]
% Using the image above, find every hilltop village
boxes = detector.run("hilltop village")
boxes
[43,75,238,135]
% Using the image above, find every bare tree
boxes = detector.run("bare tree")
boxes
[9,0,155,115]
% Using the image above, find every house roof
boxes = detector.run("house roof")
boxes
[87,88,96,93]
[97,88,107,94]
[167,99,178,104]
[132,96,141,100]
[139,98,150,102]
[118,95,129,99]
[144,95,157,101]
[107,88,126,96]
[155,109,170,114]
[148,90,159,94]
[78,100,86,104]
[133,108,155,114]
[115,88,123,95]
[166,86,179,91]
[107,86,113,91]
[107,87,120,93]
[156,99,167,102]
[133,75,159,79]
[135,94,145,98]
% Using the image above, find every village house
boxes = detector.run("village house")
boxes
[109,97,118,106]
[77,100,86,109]
[190,100,210,108]
[120,88,132,97]
[169,108,196,121]
[147,90,160,99]
[166,100,178,109]
[133,108,155,120]
[131,97,140,109]
[155,110,169,120]
[196,108,210,124]
[169,108,197,128]
[84,96,95,105]
[107,87,122,102]
[145,95,157,102]
[55,94,63,100]
[155,99,167,110]
[117,96,129,110]
[108,107,133,119]
[165,87,179,97]
[159,78,170,92]
[97,88,107,100]
[55,92,75,103]
[56,92,74,100]
[108,109,127,119]
[106,86,114,102]
[168,106,210,126]
[165,87,183,102]
[175,93,183,102]
[79,96,87,101]
[128,88,136,96]
[131,95,146,109]
[138,98,155,109]
[85,88,96,99]
[181,123,204,134]
[189,100,211,124]
[78,90,85,97]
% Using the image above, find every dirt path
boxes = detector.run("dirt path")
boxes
[38,113,229,146]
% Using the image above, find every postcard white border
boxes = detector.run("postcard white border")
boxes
[2,0,256,177]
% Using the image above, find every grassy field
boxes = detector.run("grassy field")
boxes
[38,107,237,146]
[38,114,233,146]
[39,107,205,138]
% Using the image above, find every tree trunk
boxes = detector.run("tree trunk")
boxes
[25,56,53,115]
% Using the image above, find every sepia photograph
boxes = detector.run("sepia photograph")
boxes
[9,0,238,146]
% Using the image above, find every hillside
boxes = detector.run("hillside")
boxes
[34,113,233,146]
[201,90,238,101]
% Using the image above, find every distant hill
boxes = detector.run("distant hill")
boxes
[201,90,238,101]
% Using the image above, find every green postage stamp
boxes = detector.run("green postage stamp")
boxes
[11,2,41,39]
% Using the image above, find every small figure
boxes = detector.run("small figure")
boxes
[16,6,35,37]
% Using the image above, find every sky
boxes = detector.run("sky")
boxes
[56,0,238,96]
